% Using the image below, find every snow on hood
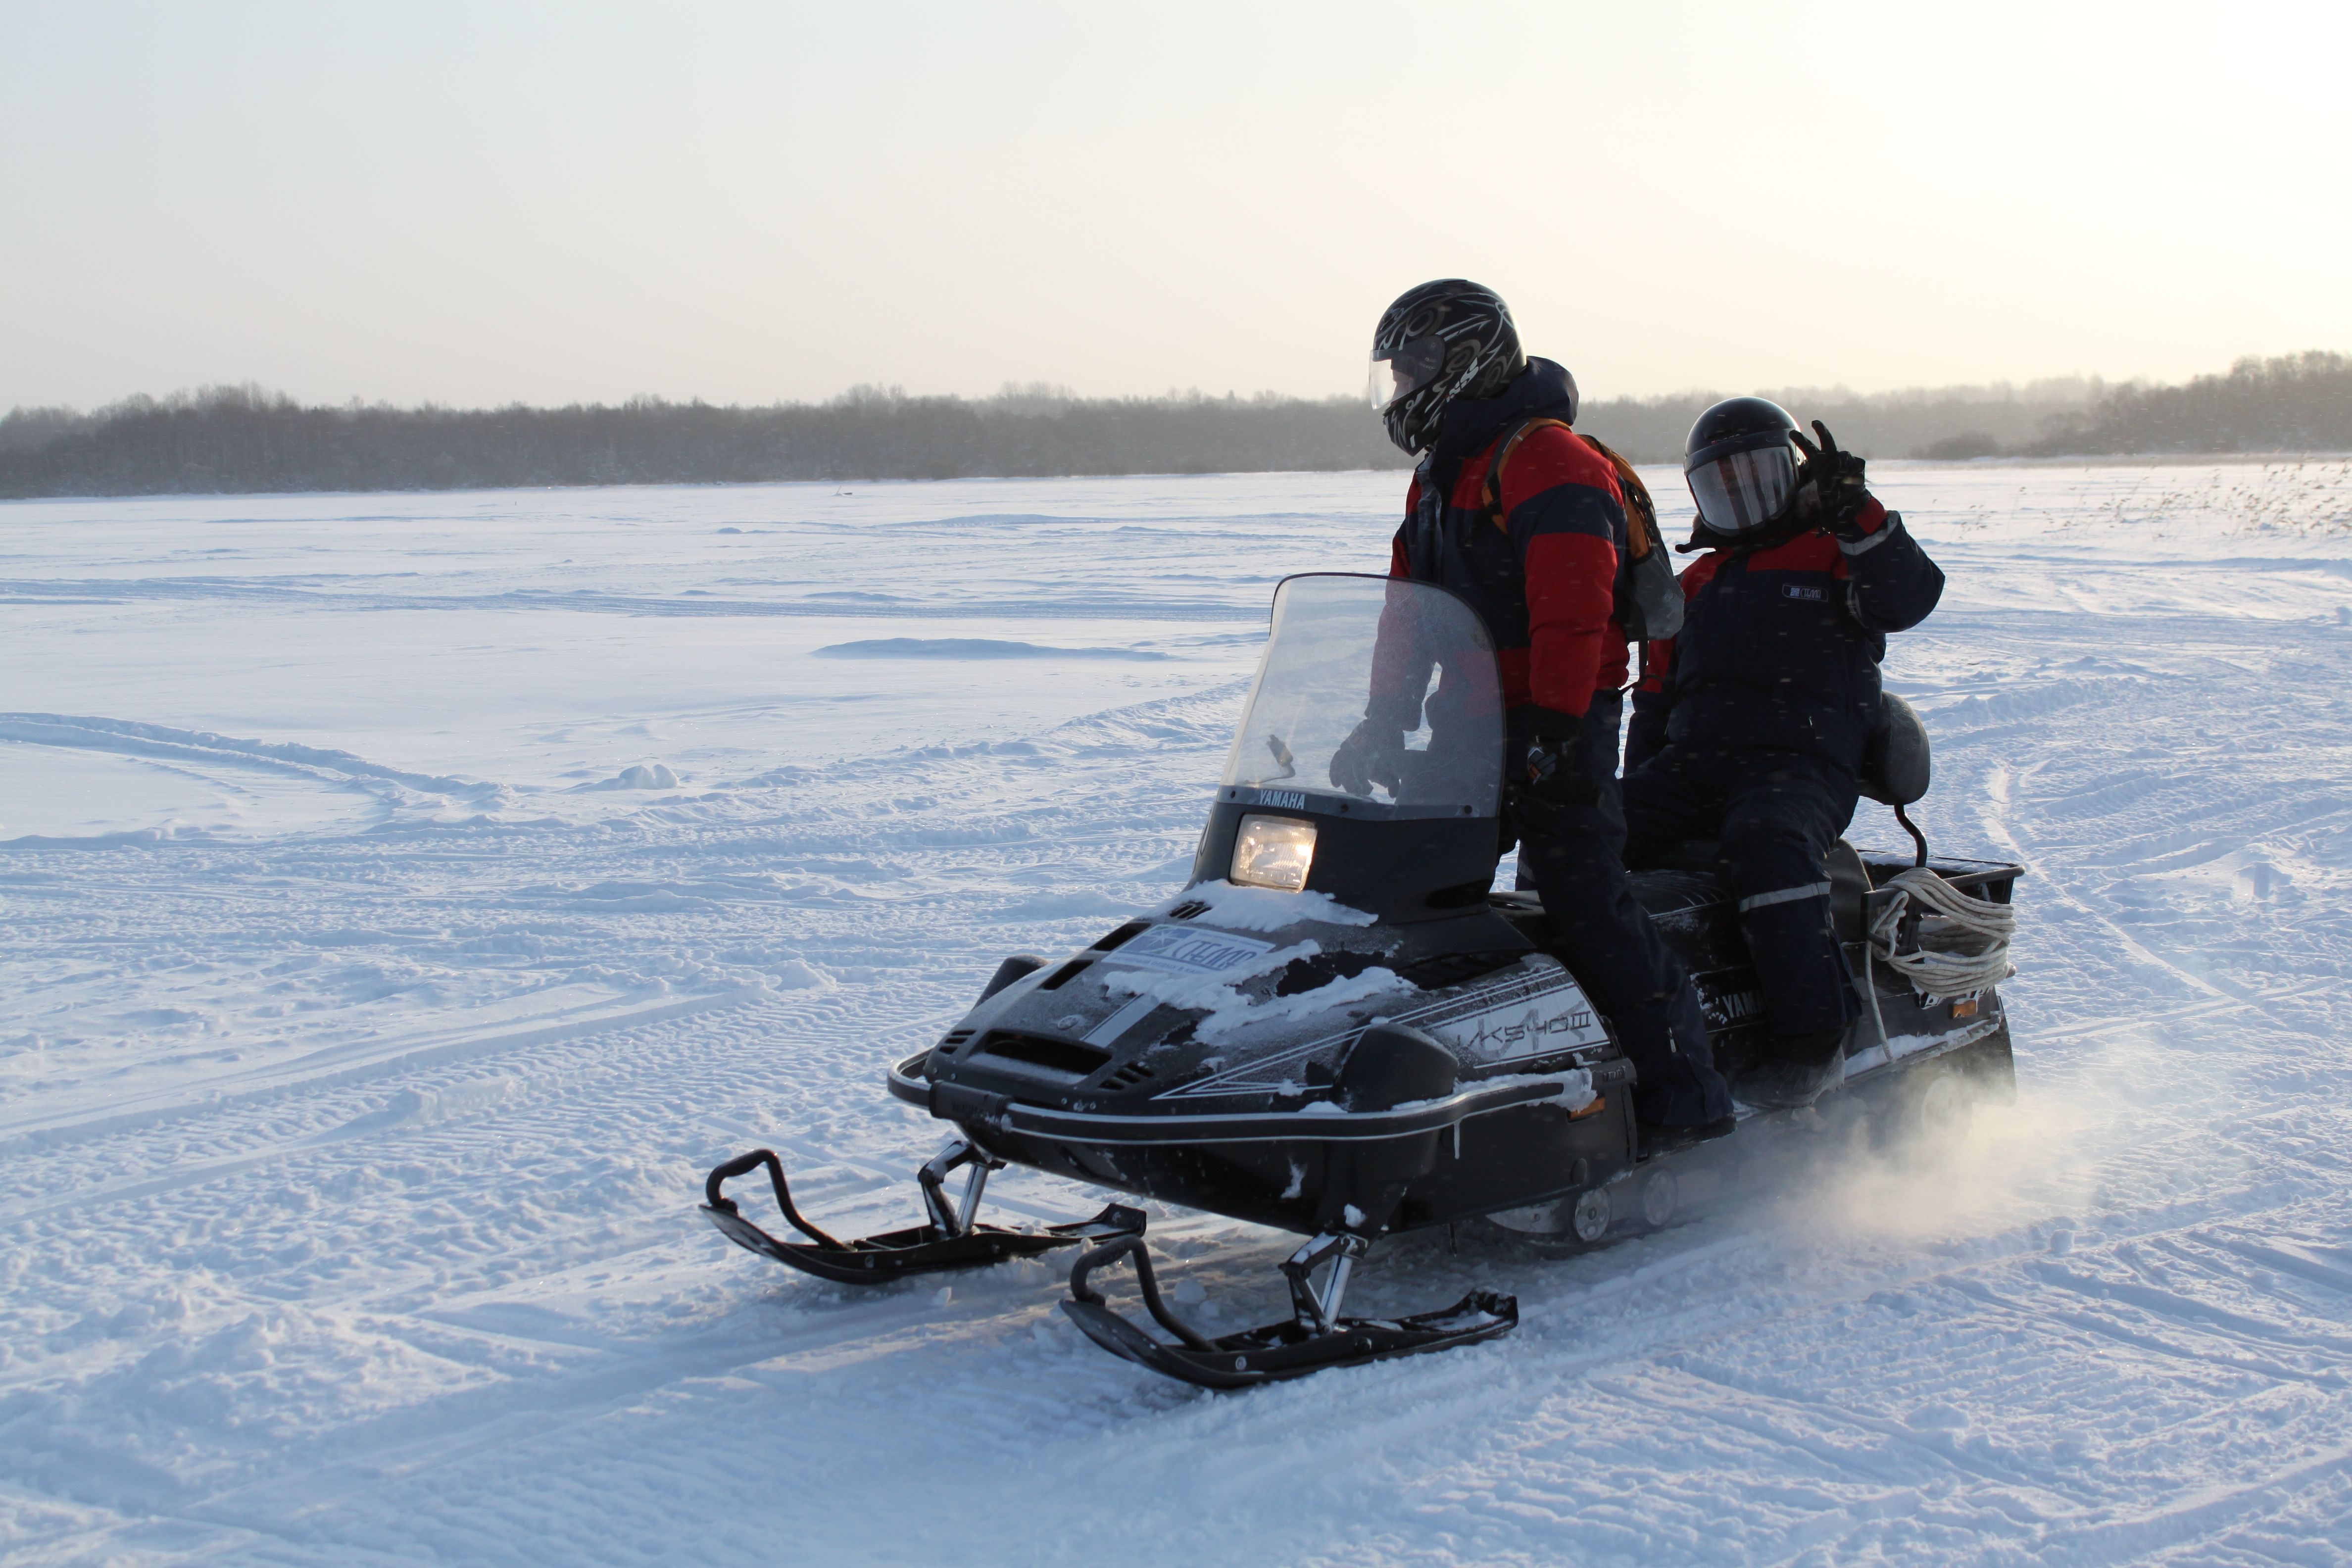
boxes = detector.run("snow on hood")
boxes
[1098,935,1415,1045]
[1375,1067,1597,1117]
[1167,879,1378,933]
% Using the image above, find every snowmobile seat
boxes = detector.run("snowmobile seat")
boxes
[1640,838,1723,876]
[1636,837,1871,945]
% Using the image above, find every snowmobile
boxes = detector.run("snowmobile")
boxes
[702,574,2021,1388]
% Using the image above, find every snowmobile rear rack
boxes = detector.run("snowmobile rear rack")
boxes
[700,1140,1145,1287]
[1060,1229,1518,1389]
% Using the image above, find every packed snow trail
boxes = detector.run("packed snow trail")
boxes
[2,463,2349,1566]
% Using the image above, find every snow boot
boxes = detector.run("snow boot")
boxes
[1735,1029,1848,1110]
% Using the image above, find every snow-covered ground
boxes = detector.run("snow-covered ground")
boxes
[2,459,2349,1566]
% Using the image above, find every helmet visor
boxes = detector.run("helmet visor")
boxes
[1687,443,1798,534]
[1366,335,1448,411]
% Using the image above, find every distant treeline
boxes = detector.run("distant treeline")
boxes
[2022,352,2352,457]
[2,352,2344,499]
[1580,353,2352,464]
[1580,382,2098,467]
[0,385,1403,499]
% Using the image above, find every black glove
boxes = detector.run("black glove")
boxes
[1790,420,1871,536]
[1517,708,1599,808]
[1330,716,1406,796]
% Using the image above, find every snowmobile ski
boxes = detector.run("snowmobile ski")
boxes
[1060,1230,1518,1389]
[701,1141,1145,1286]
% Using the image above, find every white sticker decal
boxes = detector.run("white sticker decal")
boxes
[1156,955,1610,1099]
[1105,924,1277,978]
[1433,992,1609,1067]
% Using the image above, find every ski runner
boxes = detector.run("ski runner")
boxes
[1624,398,1946,1107]
[1342,279,1735,1153]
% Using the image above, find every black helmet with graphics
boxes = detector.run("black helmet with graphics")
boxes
[1367,280,1525,456]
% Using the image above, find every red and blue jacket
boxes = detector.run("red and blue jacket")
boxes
[1376,358,1631,728]
[1625,497,1944,774]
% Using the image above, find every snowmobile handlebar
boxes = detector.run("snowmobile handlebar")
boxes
[702,1148,850,1252]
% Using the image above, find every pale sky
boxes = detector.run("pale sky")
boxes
[3,0,2346,411]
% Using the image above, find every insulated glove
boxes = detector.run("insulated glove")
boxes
[1790,420,1872,535]
[1329,716,1406,796]
[1517,709,1599,808]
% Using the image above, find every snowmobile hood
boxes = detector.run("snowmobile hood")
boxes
[910,575,1619,1128]
[913,882,1600,1118]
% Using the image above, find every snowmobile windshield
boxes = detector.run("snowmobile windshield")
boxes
[1686,442,1798,535]
[1366,336,1448,411]
[1222,574,1503,819]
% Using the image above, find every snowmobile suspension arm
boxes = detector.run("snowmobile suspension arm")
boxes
[702,1149,848,1252]
[917,1138,1002,1241]
[1068,1232,1218,1352]
[1281,1233,1367,1335]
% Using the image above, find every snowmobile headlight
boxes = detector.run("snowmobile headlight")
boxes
[1230,813,1316,892]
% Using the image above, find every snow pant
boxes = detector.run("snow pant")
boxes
[1621,746,1861,1041]
[1499,693,1734,1128]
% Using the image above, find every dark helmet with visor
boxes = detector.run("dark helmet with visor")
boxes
[1684,396,1803,535]
[1368,280,1524,456]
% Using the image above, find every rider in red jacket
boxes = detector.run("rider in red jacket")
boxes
[1341,280,1734,1149]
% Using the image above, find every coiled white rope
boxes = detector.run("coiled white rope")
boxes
[1867,867,2017,997]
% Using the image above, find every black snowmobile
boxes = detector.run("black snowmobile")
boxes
[702,574,2020,1388]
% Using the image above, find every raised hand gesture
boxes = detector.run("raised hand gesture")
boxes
[1790,420,1869,532]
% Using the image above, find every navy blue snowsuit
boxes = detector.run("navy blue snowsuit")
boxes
[1382,360,1732,1128]
[1624,495,1944,1041]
